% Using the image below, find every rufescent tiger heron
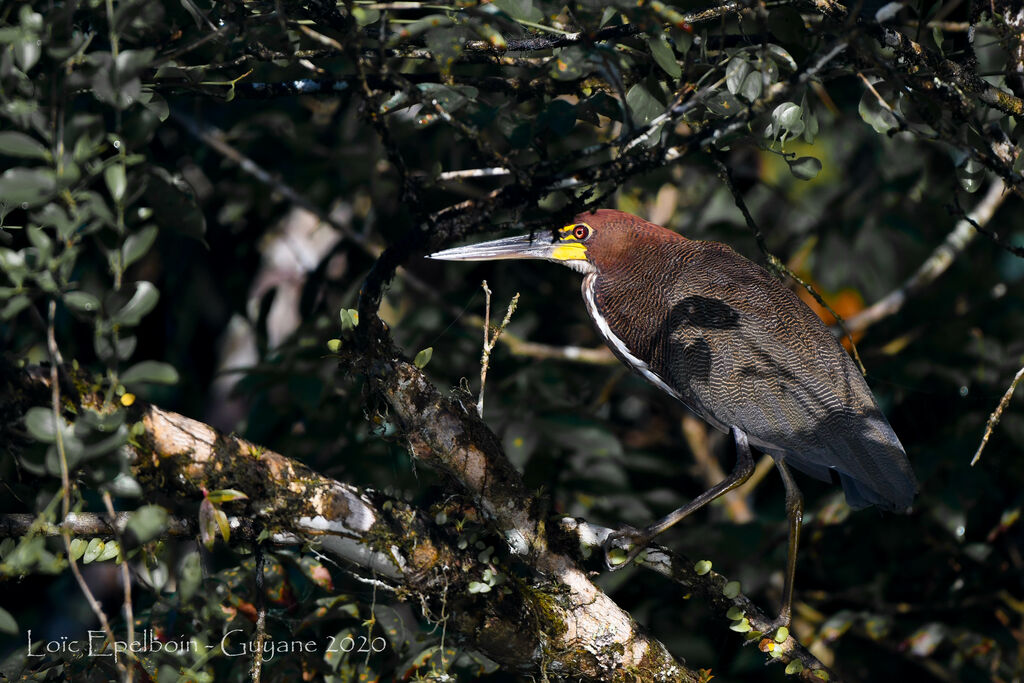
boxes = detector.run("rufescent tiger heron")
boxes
[427,209,918,629]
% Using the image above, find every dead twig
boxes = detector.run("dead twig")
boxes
[477,281,519,418]
[971,364,1024,466]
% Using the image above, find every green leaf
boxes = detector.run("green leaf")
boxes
[120,360,179,385]
[112,280,159,326]
[214,506,230,544]
[205,489,249,504]
[726,57,751,95]
[122,225,158,268]
[25,407,57,442]
[339,308,359,332]
[765,44,797,71]
[0,248,28,289]
[416,83,473,114]
[0,606,17,636]
[178,551,202,602]
[80,425,130,460]
[127,505,168,543]
[0,132,50,160]
[766,102,804,141]
[106,473,143,498]
[115,49,156,80]
[104,164,126,203]
[729,618,752,632]
[739,71,763,103]
[97,541,120,562]
[648,35,681,79]
[625,84,663,127]
[491,0,542,22]
[13,36,40,72]
[94,332,137,362]
[64,290,100,314]
[956,159,986,193]
[705,91,743,117]
[0,295,30,320]
[82,538,105,564]
[0,167,57,207]
[787,156,822,180]
[414,347,433,368]
[858,82,899,134]
[26,226,51,260]
[69,537,88,562]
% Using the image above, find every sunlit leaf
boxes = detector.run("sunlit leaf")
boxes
[414,347,433,368]
[205,489,249,504]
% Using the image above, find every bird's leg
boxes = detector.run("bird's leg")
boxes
[604,426,756,571]
[770,459,803,632]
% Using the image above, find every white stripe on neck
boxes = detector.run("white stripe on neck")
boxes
[582,275,682,401]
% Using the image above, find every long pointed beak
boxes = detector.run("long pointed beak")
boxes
[427,233,560,262]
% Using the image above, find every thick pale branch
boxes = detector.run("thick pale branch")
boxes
[6,368,696,681]
[367,356,697,681]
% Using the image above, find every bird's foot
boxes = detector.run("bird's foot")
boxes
[602,525,652,571]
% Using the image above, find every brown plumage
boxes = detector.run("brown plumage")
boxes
[577,209,916,510]
[428,207,917,628]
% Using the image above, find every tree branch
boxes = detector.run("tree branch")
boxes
[845,178,1009,333]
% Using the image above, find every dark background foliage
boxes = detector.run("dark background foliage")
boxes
[1,0,1023,679]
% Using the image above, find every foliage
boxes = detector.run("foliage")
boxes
[1,0,1023,680]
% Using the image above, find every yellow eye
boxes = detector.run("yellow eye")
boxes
[572,224,590,240]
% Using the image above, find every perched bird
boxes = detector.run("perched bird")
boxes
[428,208,917,628]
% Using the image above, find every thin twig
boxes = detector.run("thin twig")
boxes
[48,300,128,679]
[971,364,1024,466]
[477,281,519,418]
[436,167,511,181]
[102,491,134,682]
[251,543,267,682]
